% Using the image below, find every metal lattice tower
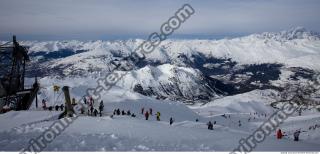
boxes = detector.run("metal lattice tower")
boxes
[0,36,38,112]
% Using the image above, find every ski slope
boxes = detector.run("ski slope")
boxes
[0,87,320,151]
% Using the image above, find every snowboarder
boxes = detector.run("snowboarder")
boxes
[149,108,153,115]
[99,101,104,116]
[90,106,94,116]
[145,111,149,120]
[277,129,283,139]
[293,130,301,141]
[207,121,213,130]
[141,107,144,114]
[170,117,174,125]
[213,121,216,125]
[113,109,116,115]
[93,109,98,117]
[131,113,136,117]
[116,109,120,115]
[42,99,47,110]
[156,112,161,121]
[122,110,126,115]
[127,110,131,116]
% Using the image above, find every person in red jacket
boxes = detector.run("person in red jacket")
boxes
[277,129,283,139]
[145,111,149,120]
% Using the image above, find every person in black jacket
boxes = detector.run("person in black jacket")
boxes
[170,117,174,125]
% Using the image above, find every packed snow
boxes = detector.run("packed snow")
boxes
[1,81,320,151]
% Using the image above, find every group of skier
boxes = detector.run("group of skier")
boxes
[113,108,136,117]
[206,121,216,130]
[141,107,162,122]
[276,128,301,141]
[84,96,104,117]
[41,95,308,143]
[41,99,64,111]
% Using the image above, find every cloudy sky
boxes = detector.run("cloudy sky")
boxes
[0,0,319,40]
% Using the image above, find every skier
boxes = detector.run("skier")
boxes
[83,96,87,104]
[293,130,301,141]
[99,101,104,116]
[60,104,64,111]
[93,109,98,117]
[222,114,226,118]
[80,107,85,114]
[42,99,47,110]
[156,112,161,121]
[213,121,216,125]
[122,110,126,115]
[149,108,153,115]
[131,113,136,117]
[145,111,149,120]
[141,107,144,114]
[90,106,94,116]
[170,117,174,125]
[207,121,213,130]
[277,129,283,139]
[55,105,59,111]
[127,110,131,116]
[116,109,120,115]
[196,119,199,122]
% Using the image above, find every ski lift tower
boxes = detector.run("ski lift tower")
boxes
[0,36,39,113]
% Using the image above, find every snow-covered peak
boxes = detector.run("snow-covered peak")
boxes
[253,27,320,41]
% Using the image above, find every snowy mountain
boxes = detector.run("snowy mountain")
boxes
[256,27,320,41]
[4,27,320,104]
[1,28,320,151]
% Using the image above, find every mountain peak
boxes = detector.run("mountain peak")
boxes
[254,27,320,41]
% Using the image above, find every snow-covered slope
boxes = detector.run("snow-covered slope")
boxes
[1,90,320,151]
[193,90,276,116]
